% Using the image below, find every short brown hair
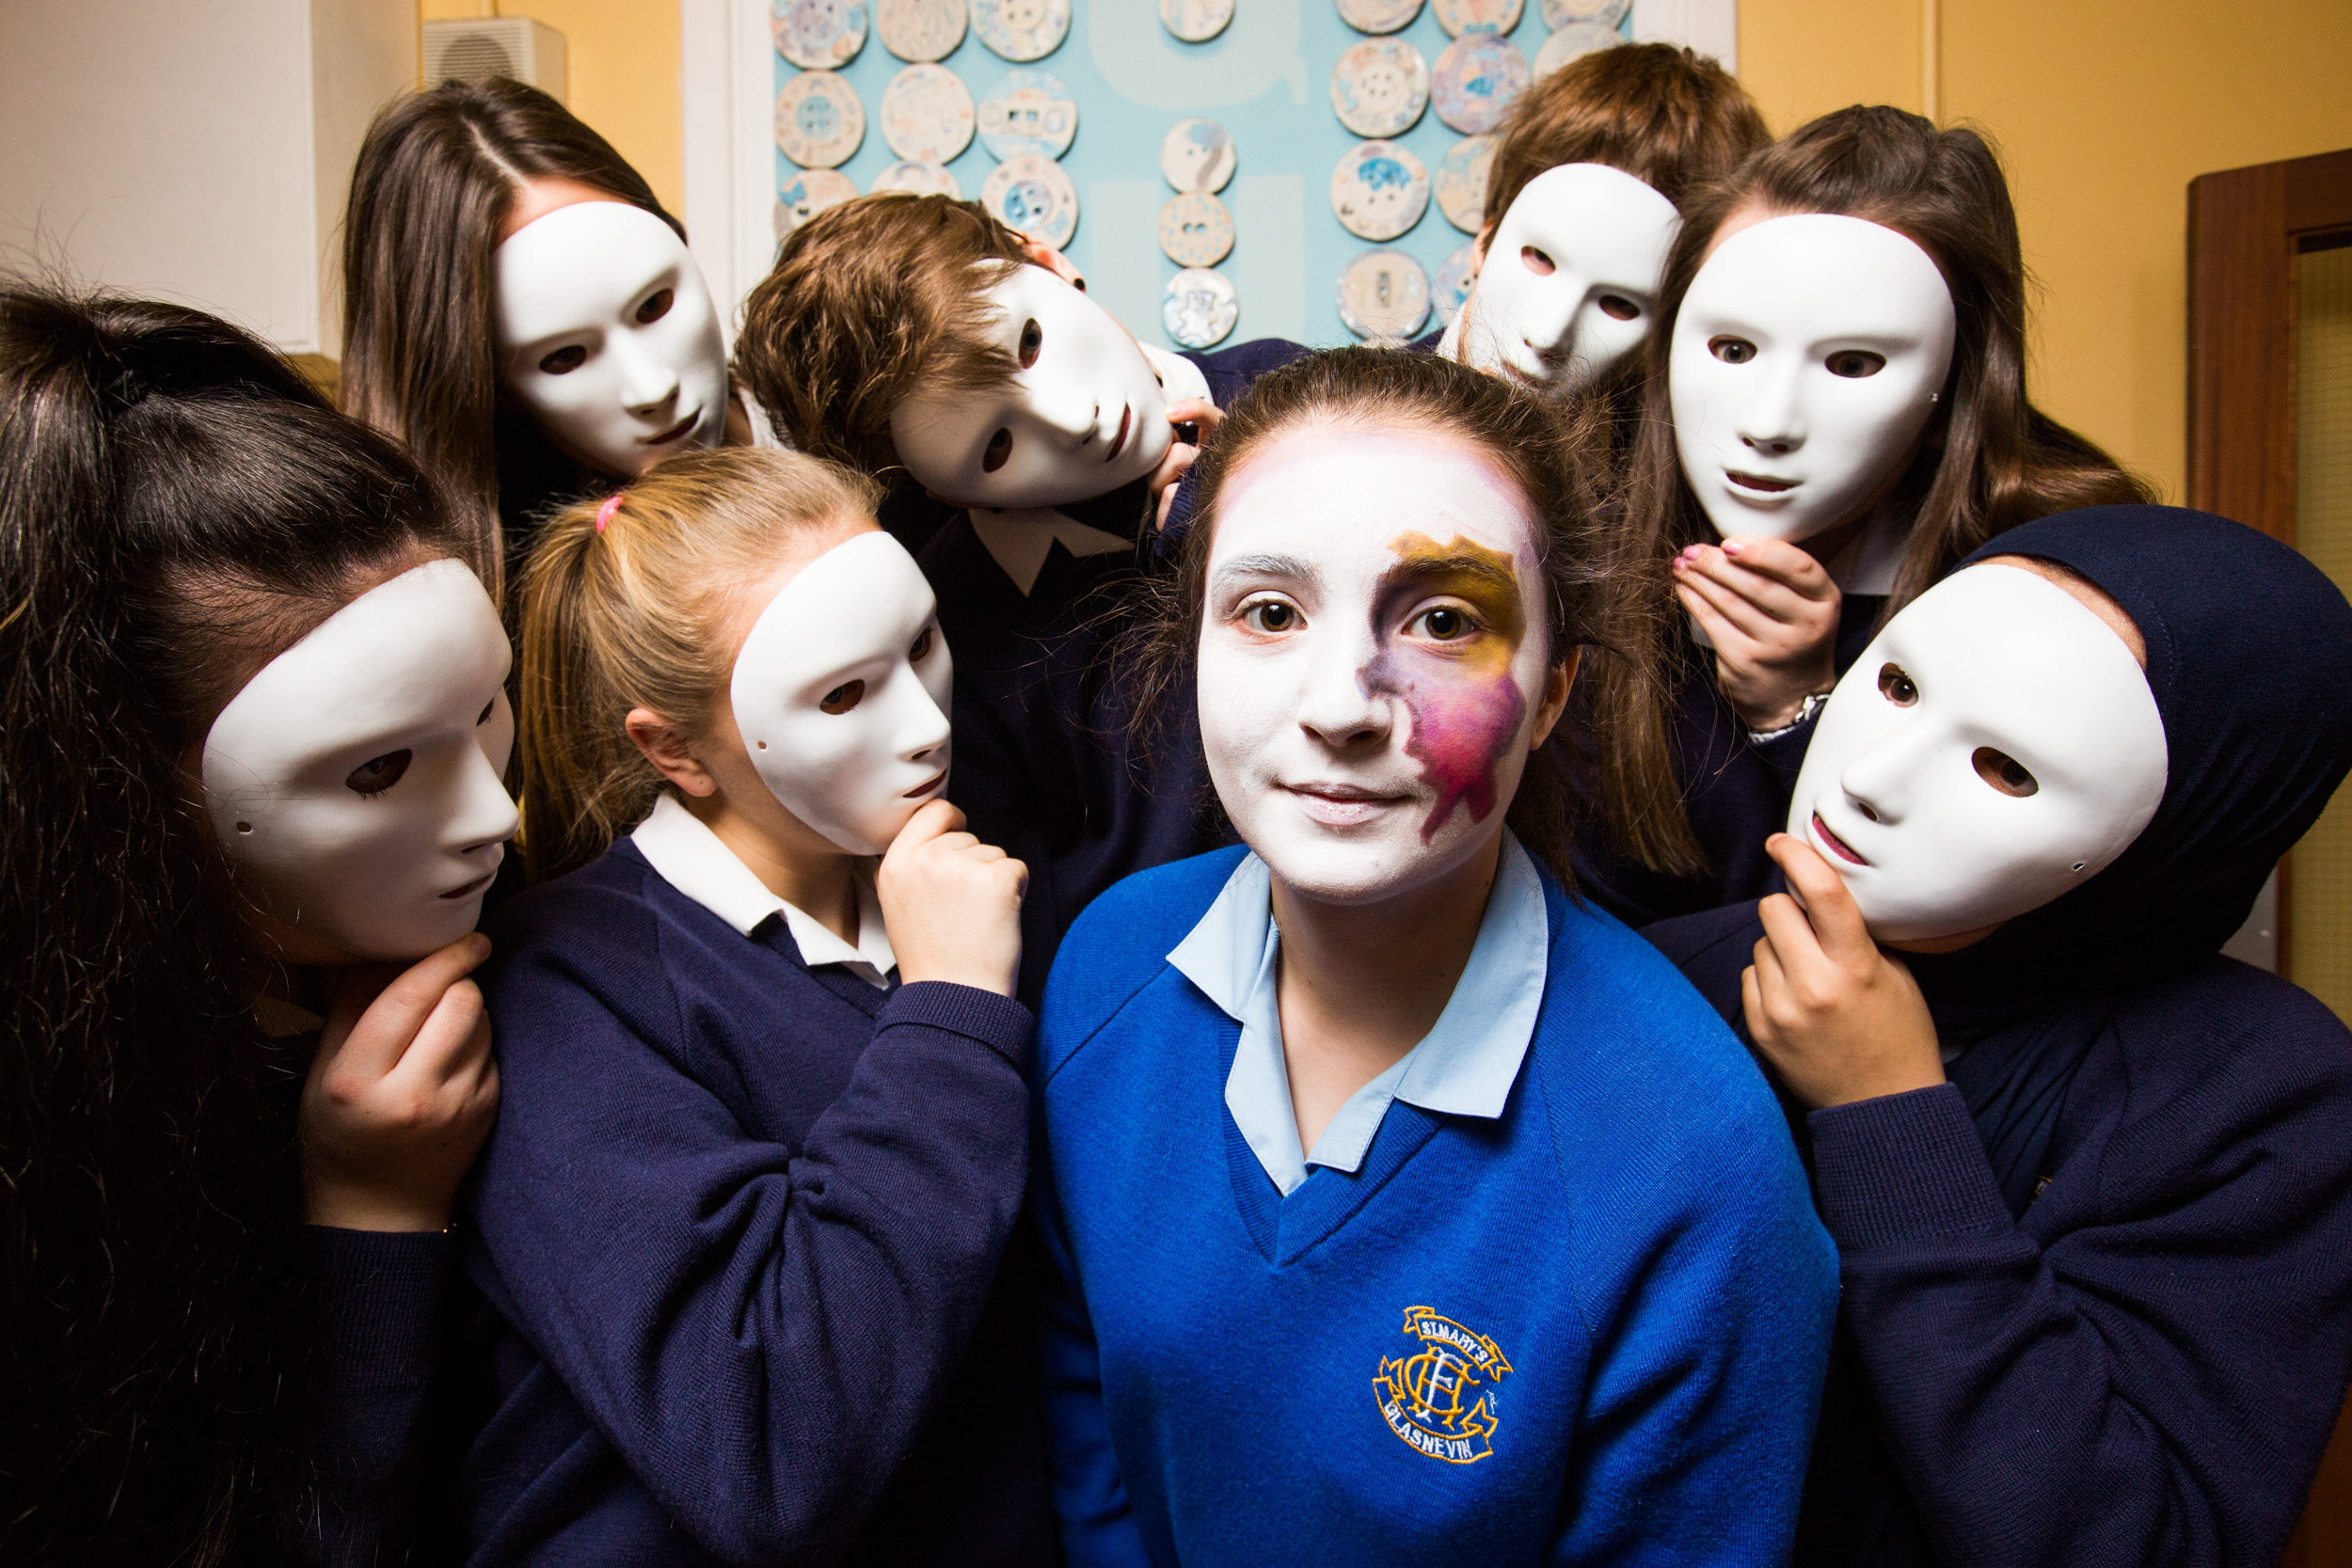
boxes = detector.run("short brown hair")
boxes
[733,194,1030,478]
[515,445,881,881]
[1482,43,1769,231]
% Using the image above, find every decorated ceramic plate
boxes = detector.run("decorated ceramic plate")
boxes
[776,168,861,240]
[1338,248,1431,341]
[1432,33,1530,135]
[1160,0,1233,43]
[1434,134,1497,231]
[773,0,868,70]
[880,63,975,163]
[1430,0,1522,35]
[970,0,1069,61]
[977,67,1077,161]
[1539,0,1629,27]
[1534,20,1622,76]
[1160,118,1237,193]
[870,159,962,198]
[775,71,866,167]
[877,0,966,61]
[1330,139,1430,242]
[982,152,1079,247]
[1158,191,1235,267]
[1329,39,1429,139]
[1335,0,1422,34]
[1163,267,1239,348]
[1433,238,1480,325]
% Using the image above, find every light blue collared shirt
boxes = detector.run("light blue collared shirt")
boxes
[1167,833,1550,1197]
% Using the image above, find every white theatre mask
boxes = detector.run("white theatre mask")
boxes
[889,263,1174,510]
[1788,562,2168,942]
[1445,163,1679,392]
[1671,213,1956,545]
[200,558,518,962]
[731,530,955,856]
[495,200,729,478]
[1196,426,1561,906]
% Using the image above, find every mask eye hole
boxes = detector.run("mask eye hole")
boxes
[981,428,1013,473]
[1877,662,1918,706]
[538,344,587,376]
[1708,335,1756,365]
[1597,293,1641,321]
[1826,348,1887,378]
[635,287,675,325]
[477,699,496,725]
[345,749,413,797]
[820,679,866,715]
[909,626,934,662]
[1973,746,2040,798]
[1518,245,1555,277]
[1017,317,1042,369]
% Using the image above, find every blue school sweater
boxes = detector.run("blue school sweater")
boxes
[457,840,1048,1566]
[1034,847,1840,1567]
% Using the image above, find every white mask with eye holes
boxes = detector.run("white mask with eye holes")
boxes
[1444,163,1679,392]
[201,558,518,963]
[1788,563,2168,943]
[1671,213,1957,545]
[495,200,729,479]
[888,263,1174,510]
[731,531,955,856]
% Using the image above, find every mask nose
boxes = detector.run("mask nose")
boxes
[450,742,521,857]
[1030,384,1099,443]
[1295,627,1393,752]
[1735,360,1805,458]
[1836,728,1930,826]
[615,340,680,417]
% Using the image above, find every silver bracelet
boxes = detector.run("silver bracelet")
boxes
[1748,689,1832,744]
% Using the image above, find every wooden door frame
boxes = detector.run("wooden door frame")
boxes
[2186,140,2352,1568]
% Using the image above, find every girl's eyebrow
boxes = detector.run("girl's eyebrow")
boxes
[1209,552,1315,588]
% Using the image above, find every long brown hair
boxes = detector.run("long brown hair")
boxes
[516,446,882,883]
[340,78,680,553]
[1597,105,2154,872]
[1130,347,1677,887]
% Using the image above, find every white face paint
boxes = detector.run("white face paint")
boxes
[889,263,1174,510]
[1789,563,2167,942]
[1197,426,1554,906]
[1671,213,1957,544]
[731,531,954,856]
[1448,163,1679,391]
[201,559,518,962]
[495,200,729,478]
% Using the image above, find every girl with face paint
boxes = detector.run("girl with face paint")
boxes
[738,193,1311,1002]
[463,446,1050,1564]
[1032,350,1836,1568]
[1645,506,2352,1568]
[1576,107,2156,930]
[1,286,516,1561]
[341,79,759,581]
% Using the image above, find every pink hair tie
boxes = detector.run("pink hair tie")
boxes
[595,491,625,534]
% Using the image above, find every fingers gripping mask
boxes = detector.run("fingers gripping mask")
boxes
[731,531,955,855]
[495,200,729,478]
[1196,429,1555,906]
[1789,564,2168,942]
[1670,214,1957,544]
[201,559,519,962]
[888,264,1174,510]
[1445,163,1679,391]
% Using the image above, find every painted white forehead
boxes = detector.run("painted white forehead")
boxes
[1691,212,1947,308]
[1500,162,1677,239]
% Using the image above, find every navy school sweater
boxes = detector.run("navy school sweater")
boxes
[1034,847,1840,1566]
[457,840,1049,1566]
[1645,905,2352,1567]
[922,339,1309,1006]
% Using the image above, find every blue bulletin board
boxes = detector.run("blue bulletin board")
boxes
[773,2,1631,352]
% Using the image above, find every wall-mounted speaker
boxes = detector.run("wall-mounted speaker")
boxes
[423,17,567,103]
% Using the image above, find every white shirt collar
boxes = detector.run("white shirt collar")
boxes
[1168,834,1550,1196]
[630,793,896,988]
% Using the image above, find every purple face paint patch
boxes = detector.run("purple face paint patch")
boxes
[1364,531,1533,842]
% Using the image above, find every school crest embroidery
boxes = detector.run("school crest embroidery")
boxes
[1374,1305,1512,1464]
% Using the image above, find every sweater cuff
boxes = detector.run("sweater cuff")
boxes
[303,1227,452,1392]
[882,980,1035,1069]
[1807,1084,2013,1252]
[1747,709,1820,785]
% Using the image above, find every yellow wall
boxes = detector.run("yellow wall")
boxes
[1740,0,2352,503]
[417,0,682,215]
